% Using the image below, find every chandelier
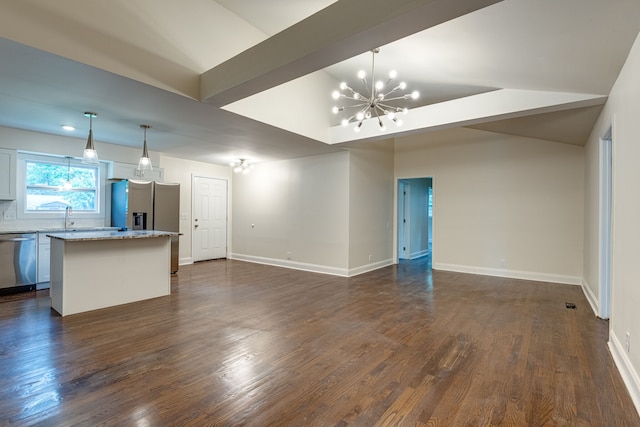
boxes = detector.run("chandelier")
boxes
[332,48,419,132]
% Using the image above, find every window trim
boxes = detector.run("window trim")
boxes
[17,152,107,220]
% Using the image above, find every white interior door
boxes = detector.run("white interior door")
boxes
[192,176,227,262]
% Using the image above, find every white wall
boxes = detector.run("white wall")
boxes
[231,152,351,275]
[348,141,394,273]
[584,33,640,410]
[158,154,232,264]
[395,127,584,284]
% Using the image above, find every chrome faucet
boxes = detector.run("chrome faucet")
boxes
[65,206,74,229]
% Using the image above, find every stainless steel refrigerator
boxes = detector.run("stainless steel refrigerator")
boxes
[111,179,180,273]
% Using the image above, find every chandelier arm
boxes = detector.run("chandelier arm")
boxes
[382,95,412,102]
[340,102,370,110]
[382,87,402,98]
[378,102,402,111]
[342,95,369,103]
[374,104,390,118]
[344,105,370,123]
[344,86,359,95]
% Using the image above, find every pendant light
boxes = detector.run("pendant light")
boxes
[137,125,153,173]
[82,112,99,164]
[62,156,72,190]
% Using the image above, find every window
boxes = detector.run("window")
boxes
[17,153,105,219]
[25,159,99,212]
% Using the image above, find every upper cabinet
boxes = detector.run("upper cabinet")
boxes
[0,148,16,200]
[107,161,164,182]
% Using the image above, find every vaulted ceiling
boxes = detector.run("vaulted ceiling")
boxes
[0,0,638,165]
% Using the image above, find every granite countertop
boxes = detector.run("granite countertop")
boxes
[46,230,177,241]
[0,227,119,235]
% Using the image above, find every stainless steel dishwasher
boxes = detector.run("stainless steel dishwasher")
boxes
[0,233,37,293]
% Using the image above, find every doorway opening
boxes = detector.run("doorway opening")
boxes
[397,177,433,266]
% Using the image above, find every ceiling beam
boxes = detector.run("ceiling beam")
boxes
[329,89,608,144]
[200,0,503,107]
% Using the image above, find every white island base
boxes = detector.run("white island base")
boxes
[49,231,173,316]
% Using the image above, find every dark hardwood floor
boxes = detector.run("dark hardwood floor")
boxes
[1,258,638,426]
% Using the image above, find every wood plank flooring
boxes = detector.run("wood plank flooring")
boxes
[1,258,638,426]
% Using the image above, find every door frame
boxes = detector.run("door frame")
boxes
[191,174,229,262]
[398,180,411,260]
[598,127,613,319]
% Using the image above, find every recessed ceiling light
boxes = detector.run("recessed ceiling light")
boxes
[62,125,76,131]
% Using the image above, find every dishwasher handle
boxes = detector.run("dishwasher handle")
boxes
[0,236,36,242]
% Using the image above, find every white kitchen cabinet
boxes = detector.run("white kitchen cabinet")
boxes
[37,233,51,285]
[0,148,17,200]
[108,161,163,181]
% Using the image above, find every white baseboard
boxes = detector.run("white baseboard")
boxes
[609,332,640,417]
[179,257,193,266]
[580,277,600,317]
[348,259,394,276]
[229,253,393,277]
[432,262,582,286]
[229,253,349,276]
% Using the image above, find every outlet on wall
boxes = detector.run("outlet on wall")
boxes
[286,252,291,260]
[499,258,506,268]
[3,210,16,221]
[368,254,373,262]
[626,332,631,352]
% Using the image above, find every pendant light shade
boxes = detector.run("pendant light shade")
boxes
[82,112,99,164]
[137,125,153,173]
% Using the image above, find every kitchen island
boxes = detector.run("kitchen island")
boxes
[47,230,176,316]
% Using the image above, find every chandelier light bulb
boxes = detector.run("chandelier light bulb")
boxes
[375,80,384,90]
[339,82,348,90]
[332,90,340,100]
[332,106,339,114]
[396,119,403,126]
[356,112,365,121]
[402,107,409,115]
[388,112,396,120]
[357,70,366,79]
[411,90,420,99]
[389,70,397,79]
[399,82,407,90]
[341,119,349,127]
